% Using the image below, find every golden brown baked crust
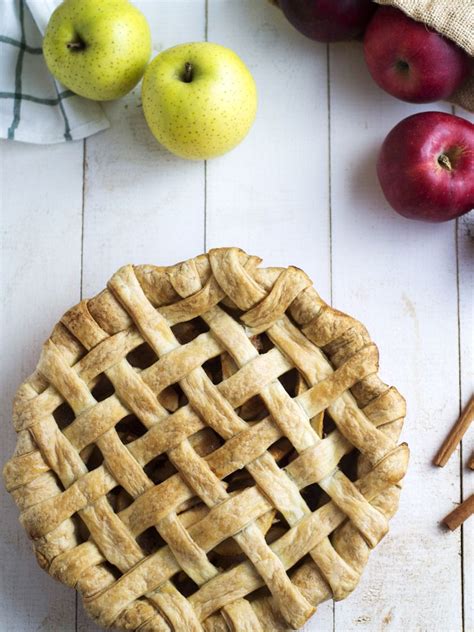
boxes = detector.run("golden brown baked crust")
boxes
[3,247,408,631]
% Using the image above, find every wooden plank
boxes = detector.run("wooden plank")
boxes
[456,104,473,632]
[80,0,207,302]
[458,208,473,631]
[206,2,332,630]
[328,41,462,632]
[0,139,83,630]
[206,0,331,295]
[76,1,206,629]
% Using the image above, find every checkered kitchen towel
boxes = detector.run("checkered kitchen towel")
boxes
[1,0,109,143]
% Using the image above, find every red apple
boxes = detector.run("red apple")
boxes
[279,0,376,43]
[377,112,474,222]
[364,7,471,103]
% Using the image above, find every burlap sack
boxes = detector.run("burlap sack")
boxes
[375,0,474,111]
[270,0,474,112]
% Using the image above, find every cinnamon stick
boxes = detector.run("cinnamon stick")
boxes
[468,452,474,471]
[433,396,474,467]
[443,494,474,530]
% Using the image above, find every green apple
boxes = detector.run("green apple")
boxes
[43,0,151,101]
[142,42,257,160]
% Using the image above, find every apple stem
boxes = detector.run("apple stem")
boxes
[183,62,193,83]
[438,153,452,171]
[67,40,85,52]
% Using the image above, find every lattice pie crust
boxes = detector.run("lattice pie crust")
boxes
[4,248,408,631]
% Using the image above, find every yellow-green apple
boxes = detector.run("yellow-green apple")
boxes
[364,7,470,103]
[142,42,257,160]
[377,112,474,222]
[43,0,151,101]
[279,0,376,42]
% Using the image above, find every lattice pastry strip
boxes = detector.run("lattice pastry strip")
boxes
[61,295,267,630]
[107,264,315,628]
[112,263,383,611]
[170,257,389,591]
[34,267,303,629]
[4,248,408,632]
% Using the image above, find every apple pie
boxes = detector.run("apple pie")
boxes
[4,247,408,631]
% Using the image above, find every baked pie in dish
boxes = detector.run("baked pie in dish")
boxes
[4,247,408,631]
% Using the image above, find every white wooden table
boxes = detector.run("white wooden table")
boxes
[1,1,473,630]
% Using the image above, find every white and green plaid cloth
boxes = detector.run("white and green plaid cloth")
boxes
[1,0,109,143]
